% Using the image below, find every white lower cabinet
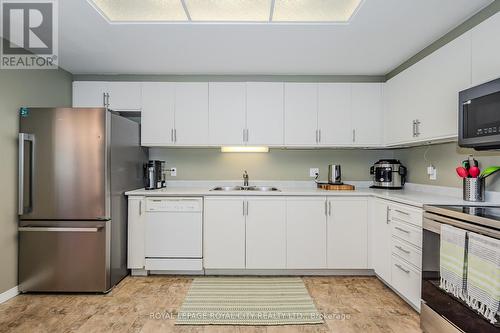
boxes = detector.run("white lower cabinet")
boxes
[127,196,145,269]
[204,197,246,269]
[245,198,287,269]
[327,198,368,269]
[286,197,327,269]
[371,199,392,282]
[371,199,423,311]
[391,255,421,309]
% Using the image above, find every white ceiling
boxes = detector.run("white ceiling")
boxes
[59,0,493,75]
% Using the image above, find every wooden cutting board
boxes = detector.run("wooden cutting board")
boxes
[317,183,355,191]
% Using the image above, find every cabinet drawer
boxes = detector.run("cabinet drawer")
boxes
[391,219,422,248]
[391,255,421,310]
[391,236,422,269]
[389,204,422,227]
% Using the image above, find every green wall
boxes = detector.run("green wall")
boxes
[150,148,393,182]
[0,66,73,294]
[393,142,500,191]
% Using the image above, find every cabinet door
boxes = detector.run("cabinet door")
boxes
[209,82,246,145]
[317,83,352,145]
[246,198,286,269]
[471,12,500,86]
[72,81,108,107]
[284,83,318,146]
[175,83,209,145]
[352,83,383,146]
[127,197,145,269]
[327,198,368,269]
[141,82,175,146]
[415,33,471,141]
[204,197,245,269]
[371,199,392,282]
[107,82,142,111]
[246,82,284,146]
[286,197,327,269]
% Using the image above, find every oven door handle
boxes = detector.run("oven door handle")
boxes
[424,212,500,238]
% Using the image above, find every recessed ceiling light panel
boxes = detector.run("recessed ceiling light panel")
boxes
[185,0,272,22]
[273,0,362,22]
[90,0,188,22]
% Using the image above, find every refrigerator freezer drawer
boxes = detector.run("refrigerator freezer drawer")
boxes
[19,223,110,292]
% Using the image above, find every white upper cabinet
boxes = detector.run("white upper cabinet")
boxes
[209,82,247,145]
[471,12,500,86]
[327,198,368,269]
[286,197,327,269]
[317,83,352,145]
[246,82,284,146]
[284,83,318,146]
[107,82,142,111]
[245,198,286,269]
[141,82,175,146]
[352,83,383,146]
[72,81,108,108]
[384,33,471,145]
[175,83,209,145]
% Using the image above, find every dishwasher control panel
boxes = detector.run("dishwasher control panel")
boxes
[146,198,203,212]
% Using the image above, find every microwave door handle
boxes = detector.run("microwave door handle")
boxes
[18,133,35,215]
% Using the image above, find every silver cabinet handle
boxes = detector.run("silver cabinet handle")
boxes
[318,129,321,143]
[395,245,411,254]
[246,201,249,216]
[243,201,245,216]
[395,209,410,216]
[103,93,107,107]
[386,206,391,224]
[174,128,177,142]
[139,200,142,215]
[243,129,246,142]
[412,120,416,137]
[395,226,410,234]
[328,201,332,216]
[415,119,421,137]
[352,129,356,142]
[315,130,318,143]
[19,227,102,232]
[324,200,328,216]
[18,133,35,216]
[171,129,174,142]
[395,263,411,274]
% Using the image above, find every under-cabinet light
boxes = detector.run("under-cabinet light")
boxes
[221,146,270,153]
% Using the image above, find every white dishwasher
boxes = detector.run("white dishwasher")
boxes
[144,197,203,272]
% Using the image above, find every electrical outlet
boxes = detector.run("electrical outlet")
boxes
[427,165,437,180]
[170,167,177,177]
[309,168,319,177]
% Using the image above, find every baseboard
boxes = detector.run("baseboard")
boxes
[203,269,375,276]
[0,286,19,304]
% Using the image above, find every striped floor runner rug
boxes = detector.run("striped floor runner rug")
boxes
[176,277,323,326]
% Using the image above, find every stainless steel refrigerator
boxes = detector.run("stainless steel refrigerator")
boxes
[18,108,147,292]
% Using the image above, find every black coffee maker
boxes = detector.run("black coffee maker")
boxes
[143,160,166,190]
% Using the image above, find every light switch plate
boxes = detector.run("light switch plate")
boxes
[170,167,177,177]
[427,165,437,180]
[309,168,319,177]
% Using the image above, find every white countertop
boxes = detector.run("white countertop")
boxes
[125,181,500,208]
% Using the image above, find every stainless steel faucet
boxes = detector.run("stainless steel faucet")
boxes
[243,170,249,187]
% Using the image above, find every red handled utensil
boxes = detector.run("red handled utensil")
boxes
[456,166,469,178]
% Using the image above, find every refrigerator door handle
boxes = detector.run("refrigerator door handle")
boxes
[19,227,103,232]
[18,133,35,216]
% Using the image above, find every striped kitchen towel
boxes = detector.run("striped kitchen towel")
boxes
[465,232,500,324]
[440,224,467,300]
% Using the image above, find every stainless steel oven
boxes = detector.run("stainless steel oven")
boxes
[421,205,500,333]
[459,77,500,150]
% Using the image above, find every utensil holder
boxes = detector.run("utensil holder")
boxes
[463,178,485,202]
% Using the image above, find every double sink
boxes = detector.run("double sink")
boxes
[210,186,280,192]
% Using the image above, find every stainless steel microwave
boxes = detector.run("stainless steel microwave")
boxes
[459,77,500,150]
